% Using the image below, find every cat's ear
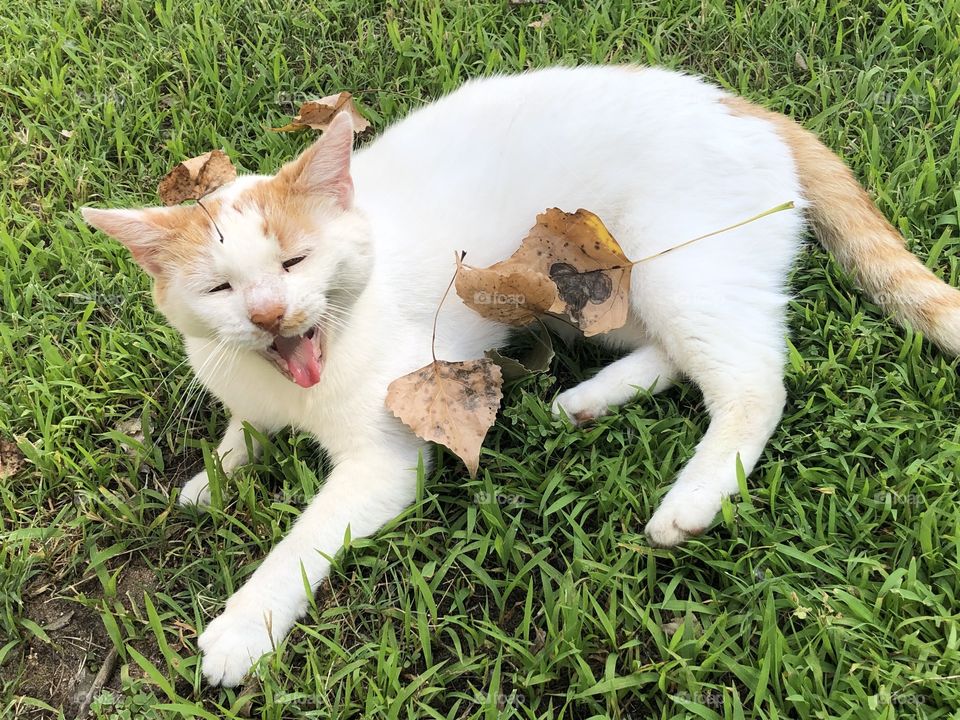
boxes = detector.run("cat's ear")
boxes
[277,111,354,207]
[81,207,170,275]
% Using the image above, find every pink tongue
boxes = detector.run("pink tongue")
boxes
[274,334,321,388]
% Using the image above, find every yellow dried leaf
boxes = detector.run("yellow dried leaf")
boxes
[385,359,503,478]
[271,92,371,134]
[157,150,236,206]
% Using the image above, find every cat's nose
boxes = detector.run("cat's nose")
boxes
[249,302,286,334]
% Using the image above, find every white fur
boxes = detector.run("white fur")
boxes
[121,67,807,685]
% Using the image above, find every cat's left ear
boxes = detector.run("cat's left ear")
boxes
[277,111,354,207]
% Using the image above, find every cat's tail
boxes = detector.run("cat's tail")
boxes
[723,96,960,356]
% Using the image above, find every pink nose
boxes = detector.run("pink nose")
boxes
[249,301,286,334]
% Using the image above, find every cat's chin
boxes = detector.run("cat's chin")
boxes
[259,325,325,389]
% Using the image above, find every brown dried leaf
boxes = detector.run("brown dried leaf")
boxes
[0,438,25,479]
[454,254,558,326]
[385,359,503,478]
[271,92,371,134]
[457,208,631,336]
[157,150,236,206]
[115,417,144,457]
[515,208,631,335]
[528,13,551,28]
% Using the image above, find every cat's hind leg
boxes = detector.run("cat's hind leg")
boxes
[643,304,787,547]
[552,344,678,424]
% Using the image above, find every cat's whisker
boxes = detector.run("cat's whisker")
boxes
[174,337,231,443]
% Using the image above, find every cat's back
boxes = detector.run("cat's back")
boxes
[353,65,799,268]
[355,65,787,207]
[370,65,725,149]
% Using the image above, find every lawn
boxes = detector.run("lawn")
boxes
[2,0,960,718]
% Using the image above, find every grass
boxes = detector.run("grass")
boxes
[1,0,960,717]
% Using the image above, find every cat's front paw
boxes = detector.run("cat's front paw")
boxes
[198,599,286,687]
[179,471,212,509]
[645,490,720,547]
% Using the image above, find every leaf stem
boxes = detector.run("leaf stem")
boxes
[433,252,466,362]
[629,200,795,266]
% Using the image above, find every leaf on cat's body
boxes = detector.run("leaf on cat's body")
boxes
[385,358,503,478]
[271,92,371,134]
[454,253,558,327]
[157,150,236,206]
[456,208,632,336]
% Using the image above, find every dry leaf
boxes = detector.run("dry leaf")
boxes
[0,438,25,479]
[157,150,236,205]
[386,359,503,477]
[660,615,703,638]
[455,254,558,327]
[528,13,551,28]
[271,92,371,134]
[115,417,144,457]
[484,322,555,380]
[457,208,631,336]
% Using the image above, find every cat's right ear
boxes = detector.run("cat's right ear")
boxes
[81,207,169,275]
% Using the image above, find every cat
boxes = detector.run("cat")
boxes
[81,66,960,687]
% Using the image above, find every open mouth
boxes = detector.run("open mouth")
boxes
[260,325,325,388]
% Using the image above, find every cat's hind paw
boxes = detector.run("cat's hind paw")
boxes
[551,385,609,426]
[644,491,720,547]
[178,471,212,509]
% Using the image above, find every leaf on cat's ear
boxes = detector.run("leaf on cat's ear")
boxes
[385,359,503,478]
[271,92,371,135]
[157,150,236,206]
[456,208,632,336]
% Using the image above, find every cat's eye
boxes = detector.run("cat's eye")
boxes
[282,256,306,271]
[208,282,231,293]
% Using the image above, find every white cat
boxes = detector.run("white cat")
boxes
[82,66,960,687]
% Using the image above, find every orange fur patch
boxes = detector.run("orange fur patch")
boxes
[150,201,221,267]
[234,179,334,253]
[721,96,960,352]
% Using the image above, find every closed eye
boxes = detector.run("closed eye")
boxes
[282,255,306,271]
[208,282,231,293]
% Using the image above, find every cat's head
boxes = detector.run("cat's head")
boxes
[82,112,371,389]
